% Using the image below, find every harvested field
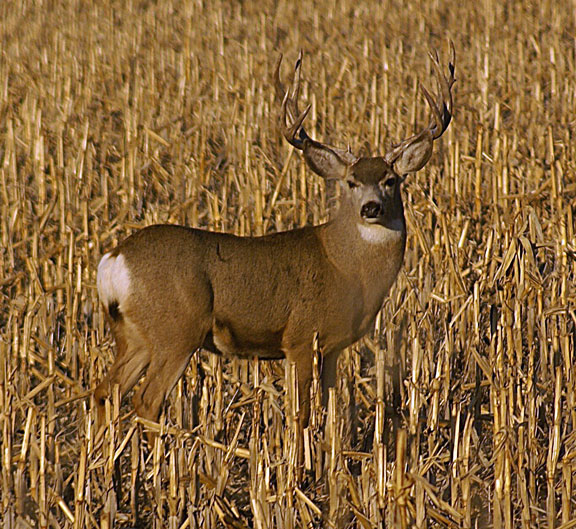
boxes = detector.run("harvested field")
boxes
[1,0,576,527]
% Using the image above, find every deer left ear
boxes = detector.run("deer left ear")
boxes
[389,131,434,175]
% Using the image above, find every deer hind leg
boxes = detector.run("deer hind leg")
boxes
[132,347,195,427]
[95,319,151,426]
[131,320,210,441]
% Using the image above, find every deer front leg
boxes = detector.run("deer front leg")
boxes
[323,349,356,448]
[286,352,313,428]
[284,350,314,470]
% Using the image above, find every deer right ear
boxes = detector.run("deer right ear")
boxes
[302,139,351,180]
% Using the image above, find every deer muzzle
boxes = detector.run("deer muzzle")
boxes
[361,201,383,220]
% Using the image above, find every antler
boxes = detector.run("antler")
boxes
[274,51,311,149]
[275,53,358,169]
[422,43,456,139]
[385,43,456,168]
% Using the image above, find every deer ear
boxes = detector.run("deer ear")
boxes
[390,133,434,175]
[302,139,352,179]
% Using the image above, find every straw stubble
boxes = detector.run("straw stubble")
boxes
[1,0,575,527]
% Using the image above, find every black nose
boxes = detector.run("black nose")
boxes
[361,201,382,219]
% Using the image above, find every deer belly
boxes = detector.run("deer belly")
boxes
[205,319,285,360]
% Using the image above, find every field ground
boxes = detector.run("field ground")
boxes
[1,0,576,527]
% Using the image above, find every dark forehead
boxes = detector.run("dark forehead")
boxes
[350,157,393,184]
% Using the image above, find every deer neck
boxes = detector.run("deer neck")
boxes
[321,201,406,294]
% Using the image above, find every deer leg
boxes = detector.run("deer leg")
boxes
[290,353,313,429]
[323,350,355,450]
[132,346,197,444]
[95,320,150,427]
[283,351,314,473]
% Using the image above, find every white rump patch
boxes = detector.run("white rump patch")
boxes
[97,252,132,309]
[357,219,404,244]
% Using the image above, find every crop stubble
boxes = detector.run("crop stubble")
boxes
[1,0,575,527]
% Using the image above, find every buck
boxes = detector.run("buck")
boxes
[95,48,455,436]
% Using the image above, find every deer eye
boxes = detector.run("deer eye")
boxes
[347,180,359,189]
[383,177,397,188]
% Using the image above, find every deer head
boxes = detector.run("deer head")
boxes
[275,46,455,231]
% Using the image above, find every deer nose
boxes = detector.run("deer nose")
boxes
[361,201,383,219]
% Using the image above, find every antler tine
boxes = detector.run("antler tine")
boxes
[425,45,456,139]
[274,54,285,102]
[450,40,456,74]
[275,53,301,120]
[420,83,444,137]
[276,51,313,150]
[289,50,303,115]
[282,100,311,148]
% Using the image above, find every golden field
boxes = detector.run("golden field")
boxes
[1,0,575,527]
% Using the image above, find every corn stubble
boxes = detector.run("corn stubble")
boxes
[1,1,575,528]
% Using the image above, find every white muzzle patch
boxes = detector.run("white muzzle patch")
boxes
[357,218,404,244]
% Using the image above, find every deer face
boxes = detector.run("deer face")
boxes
[345,157,404,228]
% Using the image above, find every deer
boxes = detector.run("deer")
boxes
[95,47,455,442]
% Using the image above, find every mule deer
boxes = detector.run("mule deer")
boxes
[95,48,455,436]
